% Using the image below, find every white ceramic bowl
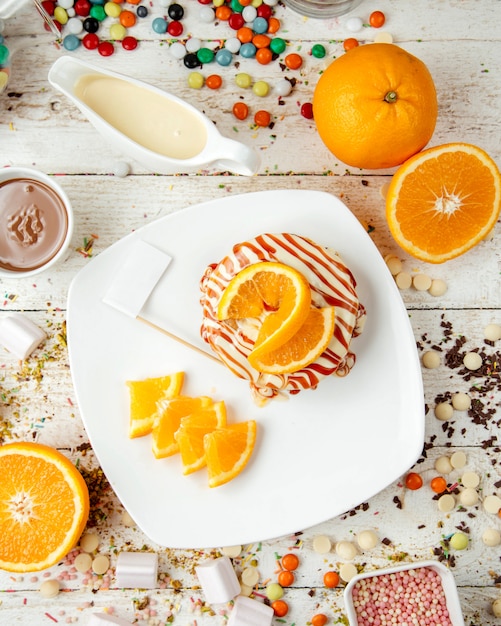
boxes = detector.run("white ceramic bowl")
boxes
[0,167,74,279]
[344,560,465,626]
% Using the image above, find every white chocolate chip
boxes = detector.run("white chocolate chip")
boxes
[395,271,412,290]
[428,278,448,297]
[374,31,393,43]
[379,182,391,199]
[239,582,253,597]
[413,273,432,291]
[422,350,441,369]
[434,402,453,421]
[484,323,501,342]
[483,495,501,514]
[79,533,100,553]
[74,552,93,573]
[92,555,110,576]
[39,579,60,598]
[221,545,242,558]
[493,597,501,618]
[435,455,453,474]
[482,528,501,547]
[121,511,136,527]
[451,392,471,411]
[357,530,379,550]
[463,351,482,371]
[461,471,480,489]
[241,566,259,587]
[450,451,467,469]
[335,541,357,561]
[339,562,358,582]
[459,487,479,506]
[384,254,402,276]
[312,535,332,554]
[437,493,456,512]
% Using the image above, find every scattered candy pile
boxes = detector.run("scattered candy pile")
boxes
[0,22,10,92]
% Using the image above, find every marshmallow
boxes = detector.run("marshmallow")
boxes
[227,595,274,626]
[195,556,240,604]
[0,313,46,360]
[87,615,133,626]
[115,552,158,589]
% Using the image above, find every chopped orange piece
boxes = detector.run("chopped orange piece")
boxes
[0,442,89,572]
[175,401,227,474]
[386,143,501,263]
[217,261,311,360]
[126,372,184,438]
[151,395,213,459]
[249,307,335,374]
[204,420,257,488]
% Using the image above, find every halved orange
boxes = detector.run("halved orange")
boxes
[217,262,311,360]
[249,307,336,374]
[126,372,184,438]
[204,420,257,488]
[175,401,227,474]
[386,143,501,263]
[0,442,89,572]
[151,395,213,459]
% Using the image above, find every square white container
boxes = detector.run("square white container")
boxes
[344,560,465,626]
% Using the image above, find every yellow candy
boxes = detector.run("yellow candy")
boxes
[54,6,68,24]
[109,23,127,40]
[104,1,122,17]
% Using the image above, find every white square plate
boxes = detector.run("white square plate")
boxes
[67,190,424,548]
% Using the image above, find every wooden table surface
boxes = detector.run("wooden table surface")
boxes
[1,0,501,624]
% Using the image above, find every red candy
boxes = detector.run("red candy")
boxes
[82,33,99,49]
[167,20,183,36]
[122,36,138,51]
[74,0,91,17]
[301,102,313,119]
[228,13,245,30]
[98,41,114,56]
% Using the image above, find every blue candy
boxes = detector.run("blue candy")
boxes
[152,17,168,34]
[215,48,233,66]
[63,34,81,51]
[239,43,257,59]
[252,17,268,34]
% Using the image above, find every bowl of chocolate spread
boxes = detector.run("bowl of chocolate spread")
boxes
[0,167,74,278]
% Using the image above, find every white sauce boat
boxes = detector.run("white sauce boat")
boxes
[48,56,260,176]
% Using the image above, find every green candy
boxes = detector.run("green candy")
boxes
[311,44,326,58]
[270,37,286,54]
[197,48,215,64]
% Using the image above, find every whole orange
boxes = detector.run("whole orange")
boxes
[313,43,438,169]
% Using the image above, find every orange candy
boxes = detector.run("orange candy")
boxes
[215,5,232,20]
[254,109,271,127]
[343,37,359,51]
[285,53,303,69]
[237,26,254,43]
[281,553,300,571]
[253,34,271,48]
[256,47,273,65]
[267,17,280,33]
[277,570,295,586]
[271,600,289,617]
[206,74,223,90]
[312,615,329,626]
[323,571,340,588]
[232,101,249,120]
[119,10,136,27]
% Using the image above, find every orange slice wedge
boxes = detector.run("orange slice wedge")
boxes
[0,442,89,572]
[249,307,336,374]
[204,420,257,488]
[152,395,213,459]
[175,401,227,474]
[386,143,501,263]
[217,261,311,359]
[127,372,184,438]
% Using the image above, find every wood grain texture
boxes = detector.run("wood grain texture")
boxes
[1,0,500,624]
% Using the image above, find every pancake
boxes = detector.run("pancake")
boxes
[200,233,366,404]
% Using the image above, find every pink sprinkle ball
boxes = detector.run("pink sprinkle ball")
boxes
[350,567,453,626]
